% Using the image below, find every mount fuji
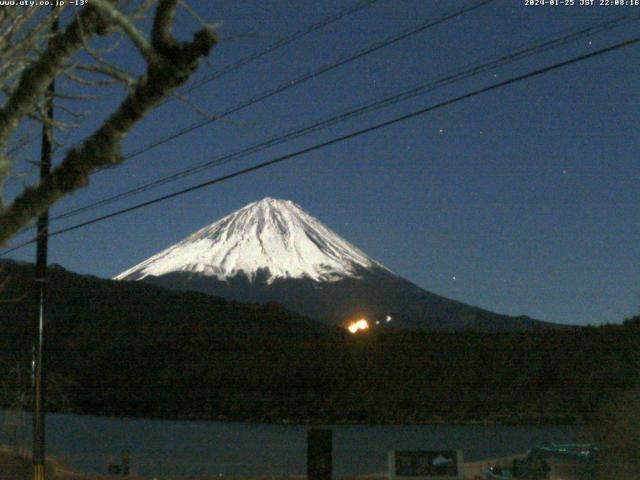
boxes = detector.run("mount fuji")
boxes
[115,198,554,331]
[116,197,387,284]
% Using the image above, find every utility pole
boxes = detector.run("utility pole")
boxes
[33,11,57,480]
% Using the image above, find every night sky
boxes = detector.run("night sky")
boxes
[4,0,639,326]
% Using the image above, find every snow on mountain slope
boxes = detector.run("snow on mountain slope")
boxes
[115,198,389,283]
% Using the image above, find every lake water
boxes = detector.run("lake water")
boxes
[0,411,580,477]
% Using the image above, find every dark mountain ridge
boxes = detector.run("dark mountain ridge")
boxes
[114,198,559,331]
[142,266,558,332]
[0,259,637,425]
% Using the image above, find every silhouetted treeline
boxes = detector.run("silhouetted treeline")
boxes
[0,260,638,425]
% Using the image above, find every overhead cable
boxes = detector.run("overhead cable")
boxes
[2,35,637,256]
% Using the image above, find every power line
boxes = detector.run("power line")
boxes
[4,0,499,242]
[122,0,495,160]
[47,1,380,164]
[46,15,636,223]
[2,35,637,257]
[121,0,380,112]
[49,1,380,164]
[183,0,380,95]
[9,0,497,235]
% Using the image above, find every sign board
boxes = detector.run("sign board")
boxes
[389,450,463,480]
[308,429,332,480]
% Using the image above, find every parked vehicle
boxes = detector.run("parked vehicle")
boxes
[485,443,598,479]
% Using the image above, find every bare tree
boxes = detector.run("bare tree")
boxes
[0,0,217,246]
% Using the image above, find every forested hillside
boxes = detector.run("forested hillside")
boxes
[0,260,638,425]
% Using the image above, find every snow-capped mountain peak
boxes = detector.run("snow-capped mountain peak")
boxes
[115,197,389,283]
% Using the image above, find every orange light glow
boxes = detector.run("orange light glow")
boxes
[347,319,369,334]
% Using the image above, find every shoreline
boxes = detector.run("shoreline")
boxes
[0,444,527,480]
[14,406,583,428]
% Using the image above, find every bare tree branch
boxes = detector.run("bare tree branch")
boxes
[0,7,106,144]
[75,63,137,87]
[0,6,109,191]
[92,0,157,63]
[152,0,179,52]
[129,0,160,20]
[0,1,217,245]
[63,70,120,88]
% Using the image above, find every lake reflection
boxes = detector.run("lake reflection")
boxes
[0,411,579,477]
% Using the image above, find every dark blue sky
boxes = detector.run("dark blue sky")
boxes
[5,0,639,326]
